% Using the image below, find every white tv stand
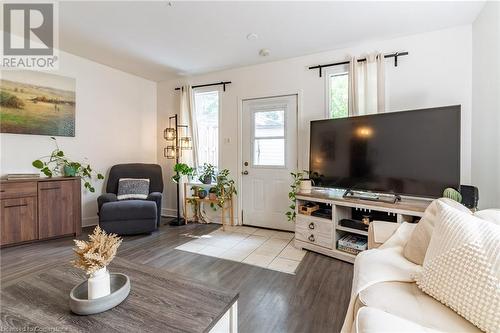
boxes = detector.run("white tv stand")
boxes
[294,188,432,263]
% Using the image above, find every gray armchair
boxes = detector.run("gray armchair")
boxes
[98,163,164,235]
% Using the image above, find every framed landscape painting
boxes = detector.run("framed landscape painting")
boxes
[0,71,76,136]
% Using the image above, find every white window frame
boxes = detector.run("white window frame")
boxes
[325,64,349,119]
[250,104,288,169]
[192,86,222,168]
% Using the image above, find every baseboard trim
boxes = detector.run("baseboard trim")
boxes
[82,216,98,227]
[161,207,239,224]
[161,208,178,217]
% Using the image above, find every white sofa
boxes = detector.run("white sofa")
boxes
[342,202,500,333]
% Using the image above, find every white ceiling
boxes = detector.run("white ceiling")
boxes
[59,1,485,81]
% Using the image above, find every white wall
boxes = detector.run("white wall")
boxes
[1,49,157,226]
[158,26,473,215]
[472,1,500,209]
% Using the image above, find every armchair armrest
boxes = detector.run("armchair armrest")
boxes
[368,221,400,249]
[147,192,163,228]
[97,193,118,213]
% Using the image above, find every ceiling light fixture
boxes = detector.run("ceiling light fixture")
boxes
[246,33,258,41]
[259,48,270,57]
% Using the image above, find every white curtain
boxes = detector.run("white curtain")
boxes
[178,85,198,219]
[348,52,385,116]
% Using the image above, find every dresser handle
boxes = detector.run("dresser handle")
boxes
[0,190,5,192]
[308,222,315,230]
[4,203,28,208]
[40,186,60,190]
[308,234,315,242]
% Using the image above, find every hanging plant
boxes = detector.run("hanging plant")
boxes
[32,137,104,192]
[286,171,306,222]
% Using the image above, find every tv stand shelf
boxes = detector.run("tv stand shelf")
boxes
[294,188,431,263]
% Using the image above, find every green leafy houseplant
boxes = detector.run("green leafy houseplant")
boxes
[286,170,308,222]
[210,169,237,211]
[32,137,104,192]
[171,163,195,183]
[198,163,216,184]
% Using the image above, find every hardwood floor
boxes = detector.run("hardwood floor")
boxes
[0,218,353,333]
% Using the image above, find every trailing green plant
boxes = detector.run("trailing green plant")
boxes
[209,169,237,211]
[171,163,195,183]
[32,137,104,192]
[198,163,216,184]
[286,170,308,222]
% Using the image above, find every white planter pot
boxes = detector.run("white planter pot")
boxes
[87,267,111,300]
[299,180,313,193]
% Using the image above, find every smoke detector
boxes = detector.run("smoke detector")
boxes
[259,48,270,57]
[246,33,258,41]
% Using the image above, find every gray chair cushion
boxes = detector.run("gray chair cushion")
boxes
[100,200,157,222]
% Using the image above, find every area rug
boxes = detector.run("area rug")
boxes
[175,225,306,274]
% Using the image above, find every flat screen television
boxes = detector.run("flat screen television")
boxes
[309,105,460,198]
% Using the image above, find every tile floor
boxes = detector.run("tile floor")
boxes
[175,225,307,274]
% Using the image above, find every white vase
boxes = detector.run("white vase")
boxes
[299,180,313,193]
[87,267,111,300]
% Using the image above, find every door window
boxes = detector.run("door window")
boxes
[252,109,286,167]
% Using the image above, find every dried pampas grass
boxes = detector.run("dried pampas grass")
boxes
[72,226,122,276]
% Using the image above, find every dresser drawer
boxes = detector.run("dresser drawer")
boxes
[0,181,37,199]
[1,197,38,246]
[296,215,333,235]
[295,228,333,249]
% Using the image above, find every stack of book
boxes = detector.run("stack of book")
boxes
[6,173,40,180]
[337,234,367,255]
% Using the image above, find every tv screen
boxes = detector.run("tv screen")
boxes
[309,106,460,198]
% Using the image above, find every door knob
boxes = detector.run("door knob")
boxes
[242,170,249,175]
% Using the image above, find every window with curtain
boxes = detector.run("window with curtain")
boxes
[326,66,349,119]
[193,89,219,167]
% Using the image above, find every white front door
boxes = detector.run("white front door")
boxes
[241,95,298,231]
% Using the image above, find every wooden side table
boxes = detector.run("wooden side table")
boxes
[183,182,234,230]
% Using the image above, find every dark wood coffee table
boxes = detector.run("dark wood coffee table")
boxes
[0,258,238,332]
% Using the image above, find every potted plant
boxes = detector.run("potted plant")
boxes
[171,163,195,183]
[198,163,216,184]
[210,169,237,211]
[32,137,104,192]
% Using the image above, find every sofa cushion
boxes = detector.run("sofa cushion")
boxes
[356,281,481,333]
[355,307,443,333]
[403,198,471,265]
[415,202,500,333]
[100,200,157,221]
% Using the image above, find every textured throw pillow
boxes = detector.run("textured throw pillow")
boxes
[117,178,150,200]
[403,198,471,265]
[414,201,500,333]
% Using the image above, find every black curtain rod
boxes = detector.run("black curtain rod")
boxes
[309,51,408,77]
[174,81,232,92]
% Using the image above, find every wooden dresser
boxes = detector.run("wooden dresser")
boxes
[0,177,81,247]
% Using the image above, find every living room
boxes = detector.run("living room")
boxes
[1,1,499,333]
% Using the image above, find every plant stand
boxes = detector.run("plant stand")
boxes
[183,182,234,231]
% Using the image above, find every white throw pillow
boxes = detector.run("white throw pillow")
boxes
[415,201,500,333]
[403,198,471,265]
